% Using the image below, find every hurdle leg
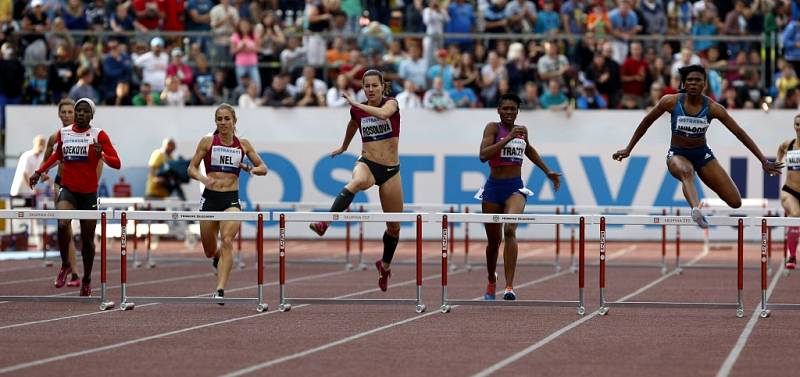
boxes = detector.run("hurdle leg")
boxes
[555,207,561,272]
[598,217,608,315]
[278,214,290,312]
[463,206,471,271]
[236,222,245,270]
[570,208,577,273]
[440,215,451,313]
[345,208,353,270]
[119,212,135,310]
[577,217,585,315]
[661,209,667,274]
[357,205,366,270]
[759,219,770,318]
[132,204,140,268]
[736,219,744,318]
[256,214,267,312]
[41,214,52,267]
[448,206,456,272]
[767,223,772,276]
[415,215,425,313]
[99,212,115,310]
[675,209,682,274]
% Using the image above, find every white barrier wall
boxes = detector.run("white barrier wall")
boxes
[5,106,792,241]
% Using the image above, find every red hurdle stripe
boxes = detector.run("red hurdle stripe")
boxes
[133,203,138,251]
[464,206,470,262]
[257,213,264,285]
[555,207,561,259]
[661,208,666,259]
[579,216,585,289]
[101,212,107,284]
[121,212,127,284]
[599,216,606,289]
[760,219,767,292]
[442,215,448,287]
[416,215,422,287]
[279,214,285,285]
[738,219,744,291]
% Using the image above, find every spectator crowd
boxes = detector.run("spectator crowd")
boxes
[1,0,799,131]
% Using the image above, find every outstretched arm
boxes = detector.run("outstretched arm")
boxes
[711,101,783,175]
[613,95,674,161]
[343,95,398,120]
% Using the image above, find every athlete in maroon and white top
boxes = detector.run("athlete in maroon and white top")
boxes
[188,104,267,303]
[309,69,403,292]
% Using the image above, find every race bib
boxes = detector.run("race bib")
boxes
[61,132,92,161]
[787,150,800,171]
[500,138,526,164]
[675,116,709,138]
[209,145,242,173]
[360,116,393,142]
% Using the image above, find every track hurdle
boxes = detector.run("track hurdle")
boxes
[458,204,564,273]
[276,211,426,313]
[117,210,267,312]
[598,215,745,317]
[438,212,586,315]
[569,205,671,274]
[0,209,115,310]
[757,217,800,318]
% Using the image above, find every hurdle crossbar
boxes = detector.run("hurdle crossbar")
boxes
[570,207,671,273]
[437,213,586,315]
[276,212,427,313]
[598,216,745,317]
[118,210,267,312]
[757,217,800,318]
[0,210,115,310]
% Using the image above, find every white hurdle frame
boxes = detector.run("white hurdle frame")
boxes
[569,205,671,274]
[117,210,267,312]
[756,217,800,318]
[458,204,564,273]
[0,210,115,310]
[598,215,746,318]
[98,198,201,269]
[276,211,427,313]
[437,213,587,315]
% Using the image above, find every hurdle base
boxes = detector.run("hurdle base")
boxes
[587,262,666,269]
[0,295,104,303]
[99,300,115,310]
[601,301,741,312]
[123,296,259,305]
[444,299,580,308]
[677,264,759,270]
[766,303,800,311]
[283,297,419,306]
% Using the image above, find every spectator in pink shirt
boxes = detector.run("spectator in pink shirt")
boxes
[166,48,194,87]
[231,18,261,94]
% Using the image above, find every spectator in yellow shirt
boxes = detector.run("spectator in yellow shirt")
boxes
[145,138,176,199]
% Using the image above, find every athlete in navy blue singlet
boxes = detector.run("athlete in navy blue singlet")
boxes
[613,65,783,228]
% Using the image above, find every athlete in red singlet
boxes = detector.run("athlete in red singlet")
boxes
[29,98,121,296]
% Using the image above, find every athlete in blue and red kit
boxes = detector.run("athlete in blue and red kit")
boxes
[309,69,403,292]
[478,93,561,301]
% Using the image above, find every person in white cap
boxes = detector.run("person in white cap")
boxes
[134,37,168,92]
[29,98,122,297]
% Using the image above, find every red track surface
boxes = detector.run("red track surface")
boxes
[1,238,798,376]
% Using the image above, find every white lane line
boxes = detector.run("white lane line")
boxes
[715,264,785,377]
[471,245,707,377]
[0,269,348,331]
[218,245,612,377]
[0,266,463,374]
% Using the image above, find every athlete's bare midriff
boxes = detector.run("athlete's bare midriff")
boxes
[205,172,240,192]
[361,138,399,166]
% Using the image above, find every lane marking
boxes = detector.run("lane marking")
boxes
[471,245,707,377]
[715,264,784,377]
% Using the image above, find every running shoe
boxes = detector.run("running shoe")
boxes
[375,260,391,292]
[79,281,91,296]
[503,287,516,301]
[213,289,225,306]
[309,222,329,236]
[484,272,498,300]
[691,207,709,229]
[786,256,797,270]
[212,255,220,275]
[54,266,72,288]
[66,274,80,287]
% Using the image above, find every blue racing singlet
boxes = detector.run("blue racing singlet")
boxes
[670,94,711,139]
